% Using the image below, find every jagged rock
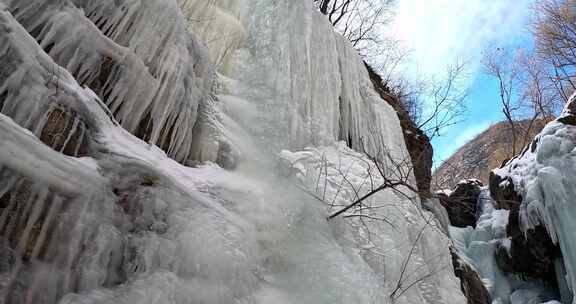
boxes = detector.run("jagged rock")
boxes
[365,64,433,199]
[557,96,576,125]
[483,96,576,300]
[489,171,561,283]
[39,107,92,157]
[450,248,492,304]
[494,222,560,283]
[488,172,521,210]
[437,179,483,228]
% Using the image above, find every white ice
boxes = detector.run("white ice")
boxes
[0,0,467,303]
[492,94,576,302]
[450,188,561,303]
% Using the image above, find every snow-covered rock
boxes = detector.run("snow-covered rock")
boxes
[450,189,559,304]
[490,95,576,303]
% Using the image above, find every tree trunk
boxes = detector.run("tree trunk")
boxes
[319,0,330,14]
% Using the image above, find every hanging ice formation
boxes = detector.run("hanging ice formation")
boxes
[450,188,561,304]
[490,95,576,304]
[0,0,466,303]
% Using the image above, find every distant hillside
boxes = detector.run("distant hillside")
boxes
[433,119,547,190]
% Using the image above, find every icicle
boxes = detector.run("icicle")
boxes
[4,0,221,164]
[179,0,247,69]
[0,0,467,303]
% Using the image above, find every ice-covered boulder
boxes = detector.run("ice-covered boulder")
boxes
[490,94,576,303]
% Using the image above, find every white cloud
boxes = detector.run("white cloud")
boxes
[386,1,536,165]
[390,0,534,79]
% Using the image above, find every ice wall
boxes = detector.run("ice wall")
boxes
[450,189,561,304]
[492,95,576,303]
[0,0,465,303]
[181,0,404,159]
[179,0,247,70]
[222,0,403,158]
[281,145,465,303]
[4,0,220,164]
[2,0,409,168]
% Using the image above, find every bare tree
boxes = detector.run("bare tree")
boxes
[326,141,418,220]
[517,53,560,146]
[368,38,413,91]
[533,0,576,99]
[284,132,451,299]
[313,0,395,50]
[482,43,568,158]
[289,137,451,301]
[388,61,468,140]
[388,220,449,303]
[314,0,393,27]
[316,1,471,141]
[416,61,468,139]
[314,0,470,140]
[482,47,522,156]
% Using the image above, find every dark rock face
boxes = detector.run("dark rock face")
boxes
[488,172,521,210]
[365,63,433,199]
[451,248,492,304]
[39,107,92,157]
[400,118,434,198]
[438,179,483,228]
[489,171,561,284]
[558,97,576,125]
[495,219,560,282]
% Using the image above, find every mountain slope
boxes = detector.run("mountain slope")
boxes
[433,119,547,190]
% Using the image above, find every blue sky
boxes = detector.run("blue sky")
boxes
[389,0,535,167]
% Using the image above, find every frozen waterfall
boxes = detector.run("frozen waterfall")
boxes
[0,0,465,303]
[490,94,576,304]
[450,189,560,304]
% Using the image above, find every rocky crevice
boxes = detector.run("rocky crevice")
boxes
[365,63,433,199]
[437,179,482,228]
[489,154,562,289]
[450,248,492,304]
